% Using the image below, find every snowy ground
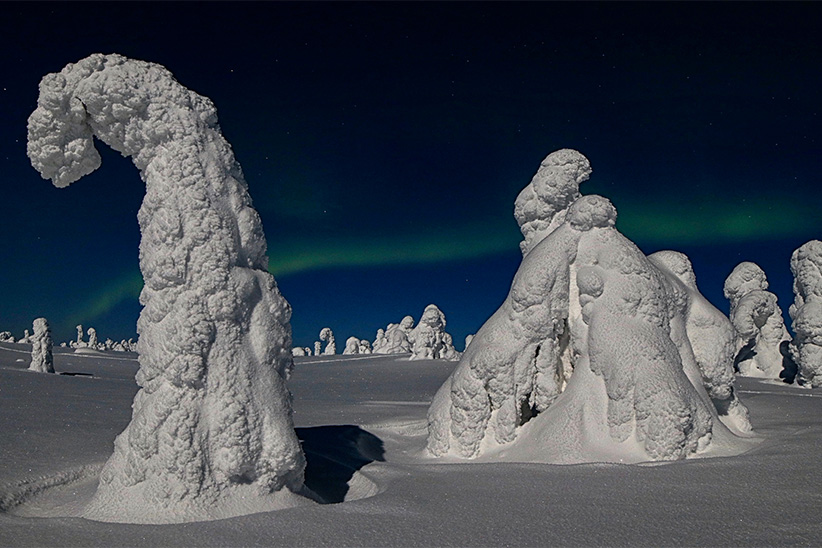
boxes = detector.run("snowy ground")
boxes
[1,342,821,546]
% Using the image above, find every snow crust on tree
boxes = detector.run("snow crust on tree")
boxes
[464,334,474,351]
[343,336,360,355]
[724,262,792,379]
[319,327,336,355]
[408,305,460,361]
[789,240,822,387]
[27,54,308,523]
[427,150,750,463]
[28,318,54,374]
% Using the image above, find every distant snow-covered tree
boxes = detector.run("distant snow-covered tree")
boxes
[28,318,54,374]
[343,336,360,355]
[320,327,336,355]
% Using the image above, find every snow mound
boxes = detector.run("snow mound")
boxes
[427,150,752,463]
[27,53,309,523]
[789,240,822,386]
[724,262,792,379]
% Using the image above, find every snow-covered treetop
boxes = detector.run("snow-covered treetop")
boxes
[724,262,768,305]
[513,148,592,255]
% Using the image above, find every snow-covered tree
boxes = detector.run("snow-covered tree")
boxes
[372,329,387,353]
[650,251,750,432]
[427,149,750,463]
[358,339,372,354]
[374,316,415,354]
[18,329,32,344]
[28,318,54,374]
[723,262,792,379]
[343,336,360,355]
[464,334,474,351]
[789,240,822,386]
[28,54,307,523]
[319,327,336,355]
[87,327,98,349]
[409,305,446,360]
[0,331,15,343]
[72,324,85,348]
[408,305,460,361]
[314,341,322,356]
[292,347,307,357]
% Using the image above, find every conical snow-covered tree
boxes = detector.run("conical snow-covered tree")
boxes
[427,149,750,462]
[27,54,309,523]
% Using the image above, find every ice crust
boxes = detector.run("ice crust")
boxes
[724,262,792,379]
[28,318,54,374]
[427,150,750,462]
[27,54,307,523]
[789,240,822,386]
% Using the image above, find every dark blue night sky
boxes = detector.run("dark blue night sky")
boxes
[0,2,819,348]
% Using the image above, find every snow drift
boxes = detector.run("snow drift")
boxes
[427,149,751,463]
[27,53,309,523]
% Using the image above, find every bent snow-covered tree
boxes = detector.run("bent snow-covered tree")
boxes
[427,149,750,463]
[28,317,54,374]
[27,54,308,523]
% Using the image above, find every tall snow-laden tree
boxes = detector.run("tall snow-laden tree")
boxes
[27,54,309,523]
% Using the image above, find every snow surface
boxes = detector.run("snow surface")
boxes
[724,262,792,379]
[789,240,822,387]
[27,53,307,523]
[427,150,752,461]
[1,344,821,546]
